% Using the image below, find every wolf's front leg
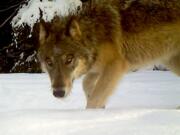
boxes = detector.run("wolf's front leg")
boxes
[83,73,99,100]
[86,60,127,109]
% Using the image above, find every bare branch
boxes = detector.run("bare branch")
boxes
[0,3,19,13]
[0,9,17,28]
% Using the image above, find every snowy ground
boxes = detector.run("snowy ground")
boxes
[0,71,180,135]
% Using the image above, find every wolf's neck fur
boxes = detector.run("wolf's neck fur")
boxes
[77,4,121,46]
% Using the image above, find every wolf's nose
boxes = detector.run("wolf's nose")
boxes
[53,90,65,98]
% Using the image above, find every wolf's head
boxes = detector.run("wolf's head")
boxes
[37,17,96,98]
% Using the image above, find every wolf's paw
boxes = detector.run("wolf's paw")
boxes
[86,105,106,109]
[86,102,106,109]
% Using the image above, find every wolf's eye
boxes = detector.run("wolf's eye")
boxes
[65,54,74,65]
[45,57,53,67]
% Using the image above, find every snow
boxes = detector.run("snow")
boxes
[0,71,180,135]
[11,0,81,28]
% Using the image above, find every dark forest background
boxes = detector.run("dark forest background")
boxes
[0,0,41,73]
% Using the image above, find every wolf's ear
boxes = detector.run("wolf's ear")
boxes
[39,21,48,44]
[67,18,81,39]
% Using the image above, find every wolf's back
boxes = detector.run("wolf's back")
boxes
[115,0,180,33]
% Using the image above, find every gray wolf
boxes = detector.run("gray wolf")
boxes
[37,0,180,108]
